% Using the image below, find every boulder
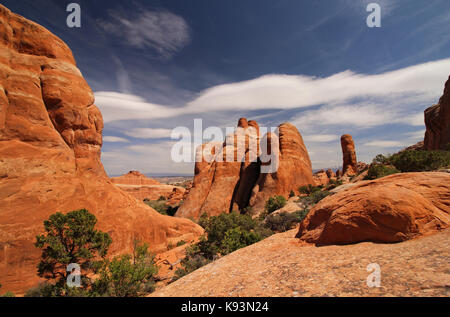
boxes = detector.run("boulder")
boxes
[424,76,450,150]
[296,173,450,245]
[0,5,203,294]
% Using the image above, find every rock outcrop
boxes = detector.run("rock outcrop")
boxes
[248,123,314,212]
[176,121,314,219]
[111,171,161,186]
[152,228,450,297]
[313,170,329,186]
[326,169,336,179]
[111,171,185,202]
[296,173,450,245]
[341,134,357,176]
[424,76,450,151]
[0,5,202,294]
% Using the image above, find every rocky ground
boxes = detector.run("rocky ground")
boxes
[152,228,450,297]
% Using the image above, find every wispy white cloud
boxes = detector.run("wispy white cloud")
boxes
[303,134,340,143]
[187,59,449,112]
[95,58,450,124]
[364,140,404,147]
[123,128,173,139]
[103,136,130,143]
[98,9,190,59]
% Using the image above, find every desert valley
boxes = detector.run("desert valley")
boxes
[0,3,449,298]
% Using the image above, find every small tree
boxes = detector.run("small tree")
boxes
[34,209,112,294]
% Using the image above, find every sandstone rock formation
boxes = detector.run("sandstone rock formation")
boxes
[296,172,450,245]
[341,134,357,175]
[313,170,329,186]
[111,171,185,202]
[248,123,314,212]
[325,169,336,179]
[424,76,450,150]
[0,5,202,294]
[111,171,161,186]
[152,228,450,297]
[176,121,314,219]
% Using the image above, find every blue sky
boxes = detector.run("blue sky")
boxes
[3,0,450,176]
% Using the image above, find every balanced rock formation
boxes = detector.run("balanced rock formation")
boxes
[296,172,450,245]
[176,120,314,219]
[341,134,357,176]
[424,75,450,150]
[0,5,202,294]
[111,171,185,202]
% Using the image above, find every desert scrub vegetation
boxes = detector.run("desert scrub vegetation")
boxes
[364,164,400,180]
[143,198,179,216]
[173,212,273,281]
[27,209,158,297]
[0,284,15,297]
[301,190,331,206]
[298,184,323,195]
[265,195,287,213]
[366,150,450,178]
[173,206,312,281]
[264,210,309,233]
[325,179,343,190]
[389,150,450,172]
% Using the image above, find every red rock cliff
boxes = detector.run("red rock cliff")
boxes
[0,5,203,294]
[424,75,450,150]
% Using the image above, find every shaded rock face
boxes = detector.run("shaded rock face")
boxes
[176,121,314,219]
[296,172,450,245]
[424,76,450,150]
[0,5,203,293]
[341,134,357,175]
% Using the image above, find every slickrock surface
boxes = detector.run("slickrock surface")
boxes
[111,171,186,202]
[297,173,450,245]
[152,228,450,297]
[341,134,358,176]
[0,5,202,293]
[424,75,450,150]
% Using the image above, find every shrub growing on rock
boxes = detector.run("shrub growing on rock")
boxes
[301,190,331,206]
[298,184,322,195]
[265,196,287,213]
[365,164,400,180]
[264,210,309,233]
[389,150,450,172]
[92,242,158,297]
